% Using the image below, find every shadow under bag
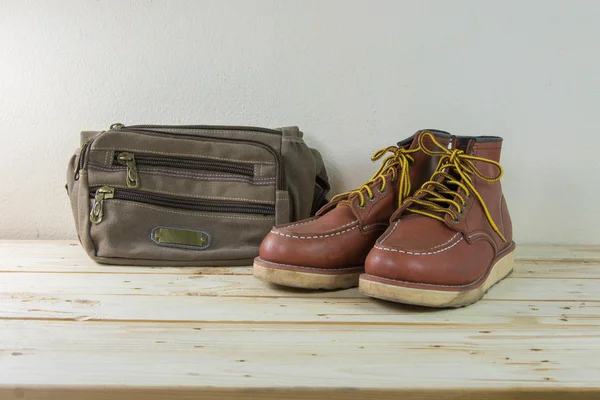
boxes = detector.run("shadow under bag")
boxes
[65,124,329,266]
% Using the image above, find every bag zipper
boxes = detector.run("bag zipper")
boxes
[110,123,286,190]
[73,138,94,180]
[113,151,255,188]
[110,123,281,135]
[89,186,275,224]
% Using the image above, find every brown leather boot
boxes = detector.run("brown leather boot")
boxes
[360,132,515,307]
[253,130,451,289]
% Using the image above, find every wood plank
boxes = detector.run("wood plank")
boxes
[0,388,597,400]
[0,273,599,300]
[515,244,600,262]
[1,389,597,400]
[0,273,353,298]
[1,242,599,275]
[1,321,599,390]
[4,241,597,261]
[511,261,600,278]
[2,260,599,279]
[0,294,596,325]
[1,241,599,398]
[0,260,251,275]
[0,240,250,275]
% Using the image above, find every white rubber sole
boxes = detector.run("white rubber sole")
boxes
[359,250,515,308]
[253,262,361,290]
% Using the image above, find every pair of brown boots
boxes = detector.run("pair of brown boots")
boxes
[253,130,515,308]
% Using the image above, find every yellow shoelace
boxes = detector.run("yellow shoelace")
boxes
[332,145,420,208]
[405,132,506,242]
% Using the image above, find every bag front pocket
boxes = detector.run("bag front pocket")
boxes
[89,186,274,222]
[112,151,257,188]
[88,186,275,264]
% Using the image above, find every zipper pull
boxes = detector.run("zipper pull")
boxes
[117,152,140,188]
[90,186,114,224]
[110,123,124,130]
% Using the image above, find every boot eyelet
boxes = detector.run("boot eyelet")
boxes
[459,210,464,216]
[368,195,376,202]
[378,188,385,194]
[358,202,366,209]
[452,217,460,223]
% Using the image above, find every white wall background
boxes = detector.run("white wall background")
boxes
[1,0,599,244]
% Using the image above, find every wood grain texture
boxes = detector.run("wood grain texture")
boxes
[1,388,598,400]
[1,273,599,299]
[2,322,600,387]
[0,240,599,400]
[1,295,598,326]
[2,241,599,273]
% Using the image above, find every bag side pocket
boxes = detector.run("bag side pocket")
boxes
[280,127,316,221]
[66,150,96,258]
[309,148,330,215]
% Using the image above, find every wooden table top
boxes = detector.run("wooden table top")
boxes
[0,241,599,400]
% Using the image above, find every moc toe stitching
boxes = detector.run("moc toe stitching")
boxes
[374,234,463,256]
[270,223,359,239]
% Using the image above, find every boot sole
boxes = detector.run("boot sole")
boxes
[359,247,515,308]
[253,258,363,290]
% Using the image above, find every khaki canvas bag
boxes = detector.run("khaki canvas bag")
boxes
[65,123,330,266]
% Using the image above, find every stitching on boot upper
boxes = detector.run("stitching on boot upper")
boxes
[362,222,389,230]
[469,232,491,240]
[468,231,498,254]
[374,237,463,255]
[279,219,357,233]
[337,220,361,229]
[423,233,460,251]
[270,224,358,239]
[379,220,400,244]
[283,219,317,229]
[363,244,514,288]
